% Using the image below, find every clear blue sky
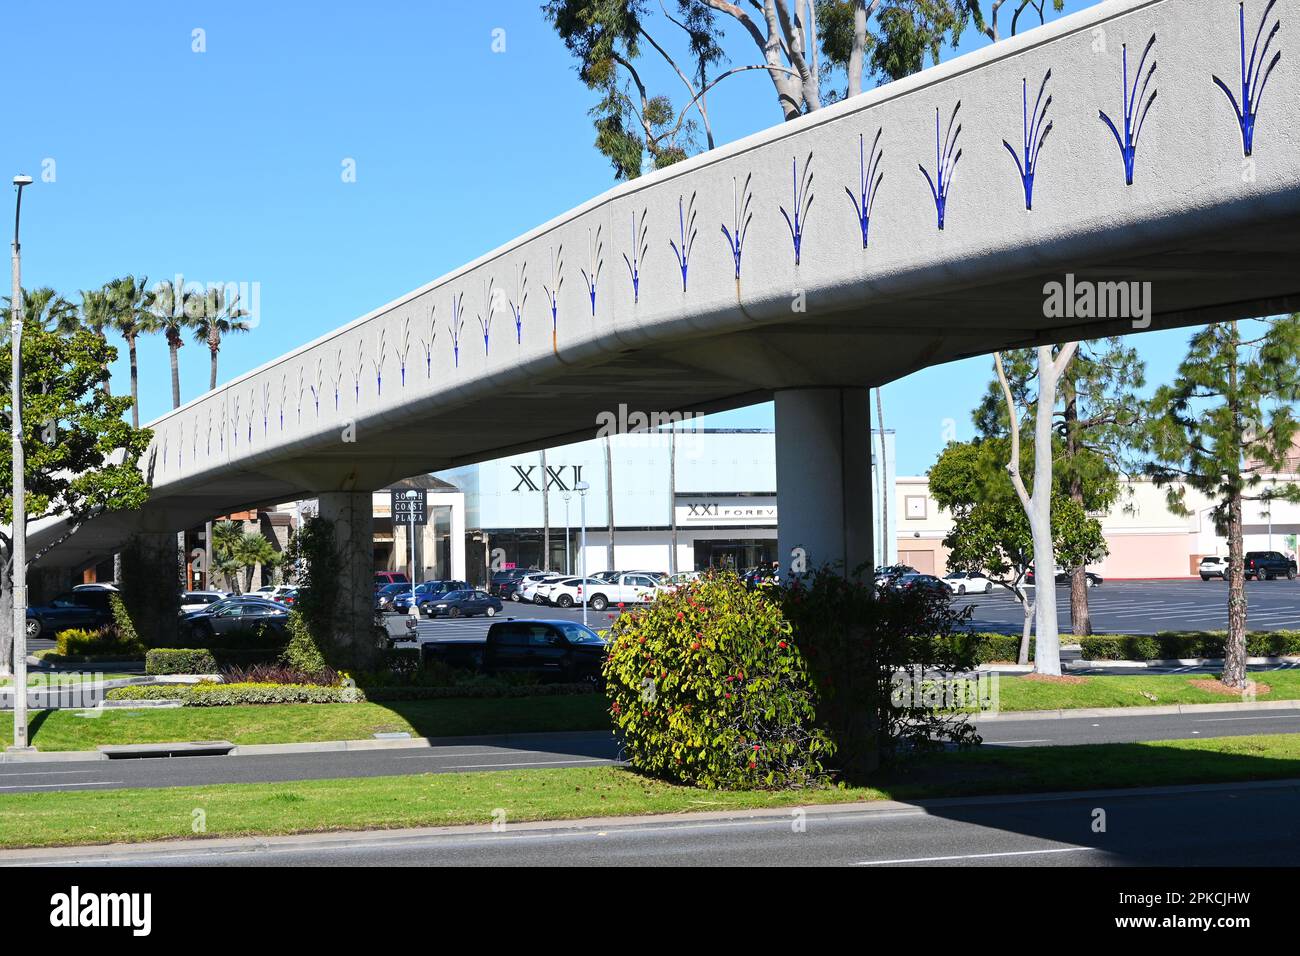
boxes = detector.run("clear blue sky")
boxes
[2,0,1195,475]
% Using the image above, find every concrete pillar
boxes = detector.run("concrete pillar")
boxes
[775,388,874,580]
[317,491,376,668]
[119,533,182,646]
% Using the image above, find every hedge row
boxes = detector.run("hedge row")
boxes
[106,682,365,706]
[1079,631,1300,661]
[949,633,1033,664]
[145,649,218,675]
[55,628,145,659]
[362,682,597,702]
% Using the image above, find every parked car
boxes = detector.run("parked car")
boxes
[392,580,468,615]
[1026,566,1103,587]
[374,571,409,591]
[72,582,119,592]
[874,565,918,587]
[425,589,504,618]
[179,590,229,614]
[420,618,607,682]
[741,566,778,590]
[25,589,115,639]
[1199,556,1229,581]
[182,597,289,639]
[254,585,295,601]
[943,571,994,595]
[374,582,414,612]
[540,577,608,608]
[275,587,299,607]
[579,572,663,611]
[518,573,565,604]
[895,573,951,597]
[489,567,539,600]
[1244,551,1297,580]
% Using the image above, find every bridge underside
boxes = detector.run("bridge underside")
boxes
[34,206,1300,571]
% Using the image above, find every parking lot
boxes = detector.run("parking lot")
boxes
[954,578,1299,635]
[385,578,1298,642]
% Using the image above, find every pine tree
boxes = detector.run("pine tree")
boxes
[1143,318,1300,688]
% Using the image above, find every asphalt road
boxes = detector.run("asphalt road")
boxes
[5,779,1296,867]
[3,707,1298,794]
[954,578,1300,635]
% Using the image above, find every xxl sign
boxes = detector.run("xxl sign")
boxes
[510,464,585,493]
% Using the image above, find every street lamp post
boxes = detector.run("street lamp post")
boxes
[576,481,589,628]
[562,490,571,575]
[9,174,33,752]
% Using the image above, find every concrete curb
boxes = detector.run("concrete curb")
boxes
[1069,656,1300,669]
[976,698,1300,721]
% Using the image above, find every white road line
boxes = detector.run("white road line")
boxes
[0,770,101,777]
[855,846,1092,866]
[0,782,121,791]
[441,757,613,770]
[982,739,1052,744]
[1194,715,1300,722]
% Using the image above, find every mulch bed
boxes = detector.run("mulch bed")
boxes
[1020,674,1088,685]
[1188,678,1270,697]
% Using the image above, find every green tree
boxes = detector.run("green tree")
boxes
[0,319,152,675]
[1142,318,1300,689]
[105,275,156,428]
[977,339,1145,635]
[3,287,76,332]
[230,531,278,593]
[930,436,1107,664]
[190,286,250,391]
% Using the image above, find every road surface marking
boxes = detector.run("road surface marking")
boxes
[441,757,613,770]
[855,846,1091,865]
[0,782,121,791]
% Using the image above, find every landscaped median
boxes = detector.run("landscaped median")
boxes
[1,733,1297,850]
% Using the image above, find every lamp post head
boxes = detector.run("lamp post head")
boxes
[12,175,32,188]
[575,480,590,496]
[404,489,418,499]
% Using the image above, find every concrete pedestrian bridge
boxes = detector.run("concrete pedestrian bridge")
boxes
[30,0,1300,600]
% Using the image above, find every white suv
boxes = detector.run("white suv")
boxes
[1199,556,1228,580]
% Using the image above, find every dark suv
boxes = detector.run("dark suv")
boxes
[1244,551,1297,581]
[489,567,540,600]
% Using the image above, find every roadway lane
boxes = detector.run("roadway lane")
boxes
[6,779,1297,866]
[3,707,1299,793]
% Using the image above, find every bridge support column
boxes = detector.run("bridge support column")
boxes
[317,492,376,668]
[119,533,182,646]
[775,388,875,580]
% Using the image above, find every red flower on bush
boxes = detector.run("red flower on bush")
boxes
[778,641,787,649]
[690,642,701,651]
[676,612,685,621]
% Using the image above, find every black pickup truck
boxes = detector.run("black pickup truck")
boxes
[1244,551,1298,581]
[416,618,608,682]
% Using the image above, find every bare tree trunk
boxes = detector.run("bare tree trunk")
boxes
[128,336,140,428]
[169,342,181,408]
[0,546,13,679]
[1224,491,1248,688]
[209,341,219,391]
[1030,345,1063,675]
[1017,588,1034,665]
[1063,371,1093,636]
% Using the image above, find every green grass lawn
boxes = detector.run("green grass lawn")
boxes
[2,733,1297,849]
[0,695,611,751]
[995,669,1300,711]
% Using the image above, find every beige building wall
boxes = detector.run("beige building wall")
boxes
[896,475,1300,580]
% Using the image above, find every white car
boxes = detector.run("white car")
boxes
[518,573,564,604]
[255,585,295,600]
[179,590,230,614]
[1199,556,1228,580]
[943,571,994,595]
[579,573,663,611]
[542,577,608,608]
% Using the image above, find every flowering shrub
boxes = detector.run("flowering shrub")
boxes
[603,571,831,790]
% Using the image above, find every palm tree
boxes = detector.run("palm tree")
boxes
[78,288,115,394]
[106,276,156,427]
[3,287,75,332]
[211,519,246,591]
[151,278,199,408]
[232,531,277,593]
[191,287,250,390]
